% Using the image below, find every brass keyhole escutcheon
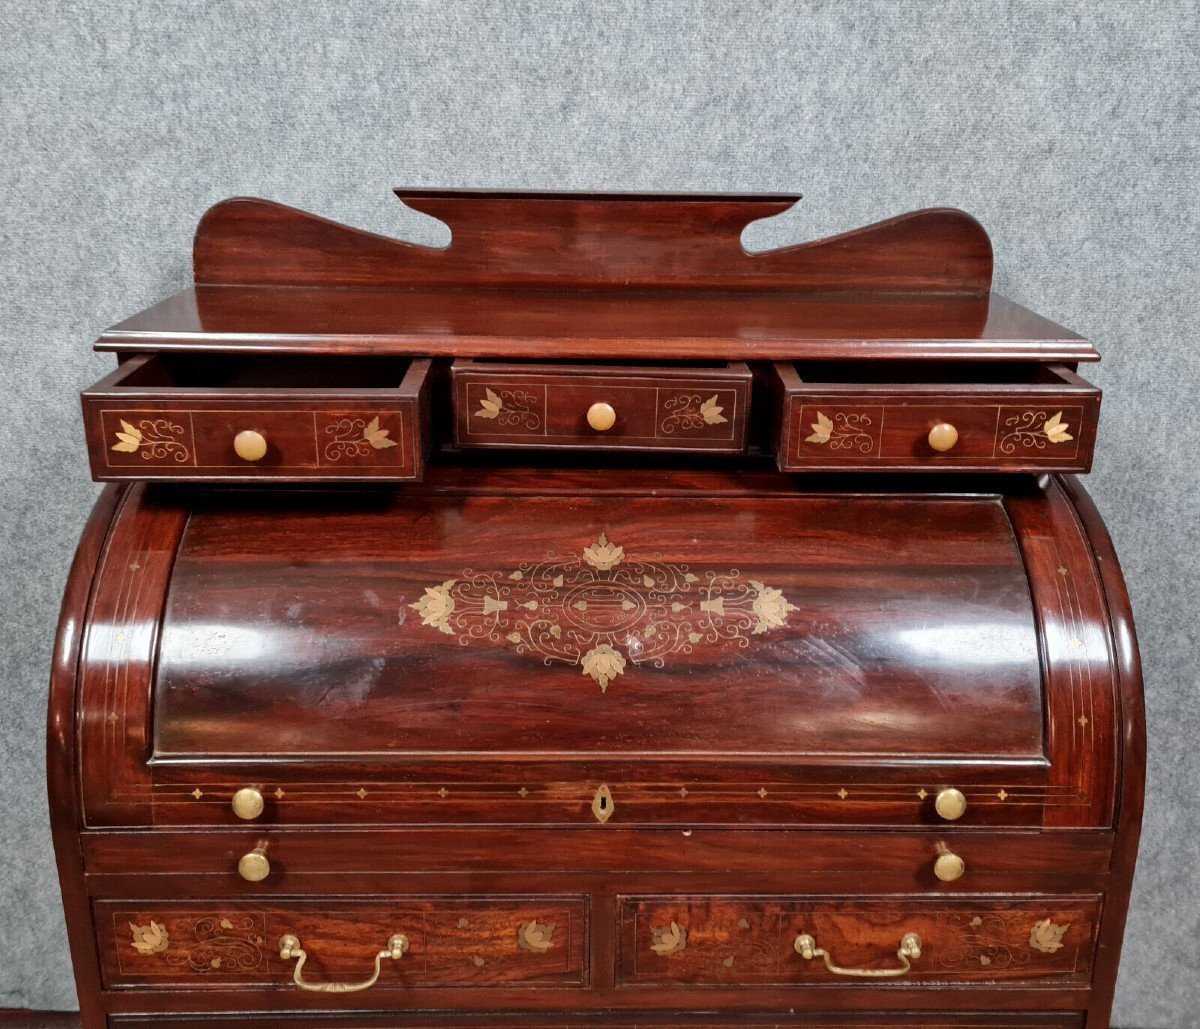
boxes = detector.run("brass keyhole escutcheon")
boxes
[592,783,614,823]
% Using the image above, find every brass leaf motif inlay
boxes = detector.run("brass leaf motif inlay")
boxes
[130,920,169,955]
[518,920,556,953]
[110,418,189,462]
[651,921,687,956]
[999,410,1075,453]
[324,416,398,461]
[407,533,798,693]
[804,411,873,452]
[1029,918,1070,954]
[661,393,729,433]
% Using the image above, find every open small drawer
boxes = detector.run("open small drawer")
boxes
[82,354,432,482]
[450,359,752,453]
[770,361,1101,473]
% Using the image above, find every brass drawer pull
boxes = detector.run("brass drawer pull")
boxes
[794,931,921,978]
[278,932,408,993]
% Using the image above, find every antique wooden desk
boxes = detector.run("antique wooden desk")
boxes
[50,192,1143,1027]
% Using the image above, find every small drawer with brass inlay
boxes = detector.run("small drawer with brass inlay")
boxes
[770,361,1100,473]
[450,359,752,453]
[81,353,433,482]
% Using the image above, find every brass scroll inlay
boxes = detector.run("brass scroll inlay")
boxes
[804,411,874,452]
[999,410,1074,452]
[408,533,798,693]
[1029,918,1070,954]
[111,418,189,462]
[661,393,728,432]
[323,416,398,460]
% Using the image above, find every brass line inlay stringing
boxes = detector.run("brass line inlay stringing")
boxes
[409,533,798,692]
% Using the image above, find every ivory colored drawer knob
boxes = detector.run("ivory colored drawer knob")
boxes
[231,787,264,820]
[237,847,271,882]
[934,851,966,882]
[586,402,617,432]
[233,429,268,462]
[934,787,967,821]
[927,422,959,452]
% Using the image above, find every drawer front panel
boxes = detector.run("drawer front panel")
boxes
[452,362,751,452]
[773,365,1100,473]
[617,895,1100,987]
[83,357,431,482]
[97,896,586,990]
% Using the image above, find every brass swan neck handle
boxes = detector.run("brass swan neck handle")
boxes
[278,933,408,993]
[794,931,922,978]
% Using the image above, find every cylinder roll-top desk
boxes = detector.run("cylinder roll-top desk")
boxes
[49,191,1143,1028]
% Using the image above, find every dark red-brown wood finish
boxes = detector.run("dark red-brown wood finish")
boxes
[51,192,1141,1027]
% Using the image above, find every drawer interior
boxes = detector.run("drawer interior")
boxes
[782,361,1093,389]
[103,353,421,391]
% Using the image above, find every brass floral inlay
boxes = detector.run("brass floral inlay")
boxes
[408,533,798,693]
[111,418,189,462]
[651,921,687,956]
[518,920,556,953]
[474,387,541,430]
[661,393,728,433]
[999,410,1074,453]
[1029,918,1070,954]
[323,416,398,460]
[130,920,169,955]
[804,411,874,452]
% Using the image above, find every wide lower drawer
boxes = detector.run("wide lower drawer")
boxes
[96,896,586,990]
[450,359,752,452]
[82,354,432,481]
[617,894,1100,987]
[770,361,1100,472]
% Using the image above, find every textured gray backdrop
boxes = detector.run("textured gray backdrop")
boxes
[2,2,1197,1024]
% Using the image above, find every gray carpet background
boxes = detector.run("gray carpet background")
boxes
[2,2,1197,1024]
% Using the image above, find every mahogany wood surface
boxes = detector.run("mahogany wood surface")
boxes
[50,192,1141,1028]
[96,286,1097,363]
[192,193,994,292]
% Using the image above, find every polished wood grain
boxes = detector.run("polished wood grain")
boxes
[450,360,752,453]
[193,193,993,293]
[105,1013,1086,1027]
[82,354,433,482]
[617,895,1099,985]
[772,362,1100,473]
[96,897,587,990]
[96,286,1097,363]
[50,191,1140,1028]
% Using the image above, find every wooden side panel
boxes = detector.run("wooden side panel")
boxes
[617,896,1101,987]
[96,897,587,990]
[193,195,993,293]
[1005,479,1119,829]
[77,485,186,826]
